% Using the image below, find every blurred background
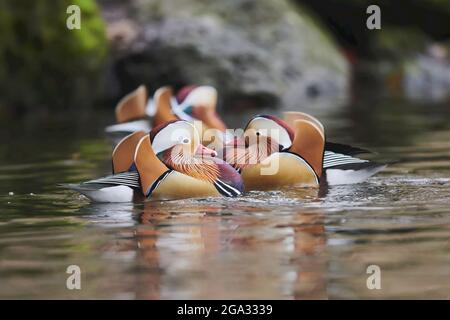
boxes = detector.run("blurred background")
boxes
[1,0,450,117]
[1,0,450,299]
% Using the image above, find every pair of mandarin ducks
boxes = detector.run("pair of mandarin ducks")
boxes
[66,85,386,202]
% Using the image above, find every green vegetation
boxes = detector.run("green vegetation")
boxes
[0,0,108,112]
[371,26,429,60]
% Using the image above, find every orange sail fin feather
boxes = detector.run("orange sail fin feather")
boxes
[288,119,325,179]
[152,86,178,127]
[112,130,147,174]
[283,111,324,136]
[115,85,148,123]
[134,135,170,196]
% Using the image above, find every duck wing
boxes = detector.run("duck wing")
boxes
[61,171,141,191]
[325,142,373,156]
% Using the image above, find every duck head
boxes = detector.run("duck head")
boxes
[177,86,227,132]
[152,85,227,133]
[223,114,325,191]
[223,115,294,171]
[150,120,243,190]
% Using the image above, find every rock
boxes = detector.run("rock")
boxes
[100,0,349,111]
[368,27,450,103]
[403,47,450,103]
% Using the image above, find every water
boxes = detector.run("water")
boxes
[0,98,449,299]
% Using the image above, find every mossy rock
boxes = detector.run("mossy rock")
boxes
[0,0,108,112]
[104,0,349,111]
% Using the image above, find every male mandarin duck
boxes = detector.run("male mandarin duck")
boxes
[222,112,386,189]
[66,120,243,202]
[221,116,325,191]
[104,85,227,141]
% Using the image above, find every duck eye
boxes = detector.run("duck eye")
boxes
[181,137,190,144]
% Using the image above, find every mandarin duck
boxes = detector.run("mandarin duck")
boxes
[104,85,227,141]
[66,120,243,202]
[222,112,385,189]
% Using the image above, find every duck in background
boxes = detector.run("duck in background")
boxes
[104,85,228,144]
[104,85,151,137]
[222,112,386,188]
[65,120,243,202]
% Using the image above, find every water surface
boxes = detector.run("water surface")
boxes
[0,99,449,299]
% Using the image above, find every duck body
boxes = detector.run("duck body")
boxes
[104,119,152,145]
[146,163,242,200]
[63,171,143,203]
[66,166,242,203]
[322,146,386,185]
[240,151,318,190]
[324,161,386,185]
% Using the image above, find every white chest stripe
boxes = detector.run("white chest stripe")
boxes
[215,178,241,196]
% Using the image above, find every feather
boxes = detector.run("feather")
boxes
[224,136,280,171]
[325,142,373,156]
[62,171,141,190]
[162,146,220,183]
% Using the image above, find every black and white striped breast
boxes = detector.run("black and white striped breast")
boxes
[214,179,242,197]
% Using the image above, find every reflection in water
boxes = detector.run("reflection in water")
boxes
[132,200,326,299]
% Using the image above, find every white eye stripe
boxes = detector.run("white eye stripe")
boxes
[246,118,292,149]
[152,121,199,154]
